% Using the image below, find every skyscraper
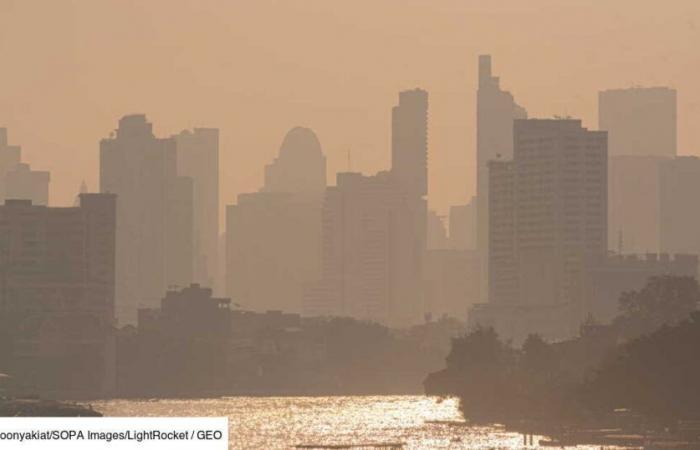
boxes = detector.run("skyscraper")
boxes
[392,88,428,197]
[174,128,220,288]
[449,197,477,250]
[226,127,326,313]
[476,55,527,300]
[659,156,700,258]
[599,87,676,158]
[303,90,428,327]
[100,115,193,324]
[303,171,424,326]
[473,119,607,342]
[511,119,607,305]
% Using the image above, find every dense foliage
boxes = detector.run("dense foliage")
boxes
[425,276,700,423]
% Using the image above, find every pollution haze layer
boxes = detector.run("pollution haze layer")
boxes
[0,0,698,215]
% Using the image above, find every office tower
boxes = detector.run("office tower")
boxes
[512,119,608,304]
[392,88,428,197]
[100,114,193,324]
[0,128,50,205]
[427,210,449,250]
[0,194,117,397]
[487,160,517,304]
[608,155,667,253]
[599,87,676,158]
[174,128,220,288]
[449,197,477,250]
[303,171,425,326]
[226,127,326,313]
[659,156,700,257]
[473,119,607,342]
[304,90,428,326]
[476,55,527,299]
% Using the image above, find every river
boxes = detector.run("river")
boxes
[92,395,608,449]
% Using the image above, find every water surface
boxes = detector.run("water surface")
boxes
[92,396,608,449]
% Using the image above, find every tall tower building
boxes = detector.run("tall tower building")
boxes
[174,128,220,288]
[100,114,193,324]
[599,87,676,158]
[304,90,429,327]
[476,55,527,300]
[510,119,607,305]
[659,156,700,258]
[226,127,326,314]
[474,119,607,342]
[392,88,428,197]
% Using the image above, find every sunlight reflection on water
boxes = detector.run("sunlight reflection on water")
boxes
[92,395,610,449]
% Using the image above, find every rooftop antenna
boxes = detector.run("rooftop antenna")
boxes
[347,148,352,172]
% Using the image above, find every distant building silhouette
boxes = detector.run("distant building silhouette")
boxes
[226,127,326,314]
[584,253,698,323]
[659,156,700,261]
[100,115,194,324]
[392,89,428,197]
[427,210,449,250]
[5,163,49,206]
[599,87,676,158]
[424,249,480,321]
[608,155,667,254]
[449,197,476,250]
[303,90,428,327]
[471,119,608,342]
[0,194,116,397]
[174,128,220,289]
[0,128,50,205]
[263,127,326,197]
[303,171,425,326]
[475,55,527,302]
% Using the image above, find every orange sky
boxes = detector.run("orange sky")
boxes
[0,0,698,220]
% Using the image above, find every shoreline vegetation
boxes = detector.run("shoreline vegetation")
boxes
[425,275,700,448]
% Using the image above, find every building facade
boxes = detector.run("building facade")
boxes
[0,194,116,397]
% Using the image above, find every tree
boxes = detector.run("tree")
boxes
[615,275,700,340]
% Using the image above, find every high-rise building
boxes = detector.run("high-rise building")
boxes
[303,90,428,326]
[427,210,449,250]
[599,87,676,158]
[100,114,193,324]
[303,171,425,326]
[476,55,527,300]
[226,127,326,314]
[392,89,428,197]
[0,194,116,397]
[608,155,667,254]
[0,128,50,205]
[472,119,608,342]
[448,197,476,250]
[512,119,608,305]
[659,156,700,258]
[174,128,220,289]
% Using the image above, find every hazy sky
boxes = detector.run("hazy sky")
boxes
[0,0,698,219]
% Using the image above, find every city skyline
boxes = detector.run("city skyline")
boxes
[1,1,698,217]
